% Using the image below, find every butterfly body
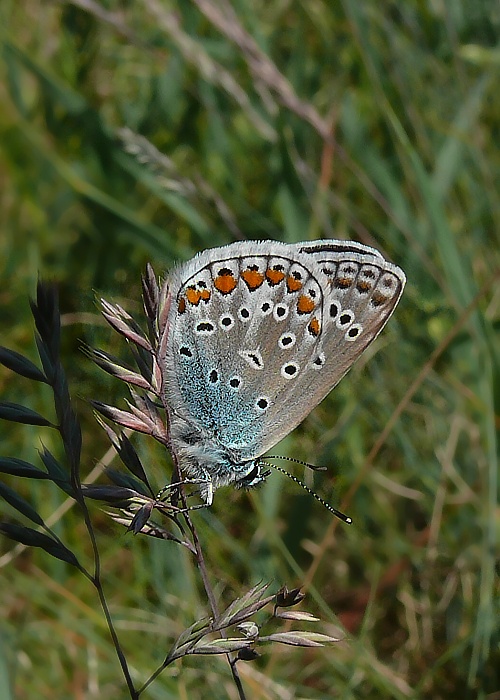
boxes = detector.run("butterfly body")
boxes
[161,240,405,503]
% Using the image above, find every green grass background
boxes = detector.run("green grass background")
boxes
[0,1,499,698]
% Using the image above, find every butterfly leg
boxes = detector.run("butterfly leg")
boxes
[157,473,215,506]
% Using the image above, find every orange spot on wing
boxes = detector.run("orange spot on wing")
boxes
[186,287,202,305]
[356,280,371,292]
[286,275,303,293]
[334,277,353,289]
[308,318,320,336]
[200,289,211,302]
[266,268,285,286]
[178,297,186,314]
[214,270,238,294]
[241,269,264,291]
[297,294,315,314]
[371,292,388,307]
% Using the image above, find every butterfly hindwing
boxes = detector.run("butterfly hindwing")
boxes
[249,241,405,454]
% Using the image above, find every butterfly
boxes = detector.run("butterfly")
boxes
[161,239,405,511]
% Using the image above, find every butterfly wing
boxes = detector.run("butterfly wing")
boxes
[162,240,405,464]
[246,240,406,454]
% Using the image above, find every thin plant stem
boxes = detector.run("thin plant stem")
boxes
[182,505,247,700]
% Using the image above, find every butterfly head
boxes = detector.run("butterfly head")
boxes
[234,460,271,490]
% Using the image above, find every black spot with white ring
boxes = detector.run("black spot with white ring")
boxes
[239,349,264,370]
[238,306,251,322]
[312,353,325,369]
[346,324,362,341]
[278,333,296,349]
[255,396,270,412]
[229,376,242,390]
[179,346,193,358]
[337,310,354,328]
[219,313,235,331]
[273,304,289,321]
[329,301,340,319]
[281,362,299,379]
[260,301,273,315]
[209,369,219,384]
[195,320,216,335]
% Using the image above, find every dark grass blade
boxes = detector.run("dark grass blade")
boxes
[128,343,154,386]
[81,484,144,503]
[29,282,82,479]
[95,417,154,496]
[0,458,52,480]
[0,522,80,568]
[35,332,55,383]
[0,481,46,527]
[128,501,154,534]
[104,468,151,497]
[38,447,74,495]
[0,402,53,427]
[29,281,60,358]
[0,346,48,383]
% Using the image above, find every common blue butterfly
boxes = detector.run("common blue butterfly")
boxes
[161,240,405,508]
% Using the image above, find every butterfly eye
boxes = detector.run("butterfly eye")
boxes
[245,463,260,481]
[236,462,269,489]
[195,320,216,335]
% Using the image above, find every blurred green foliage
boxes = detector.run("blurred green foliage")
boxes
[0,1,498,698]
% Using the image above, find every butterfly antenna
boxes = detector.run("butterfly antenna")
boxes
[265,455,327,472]
[261,462,352,524]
